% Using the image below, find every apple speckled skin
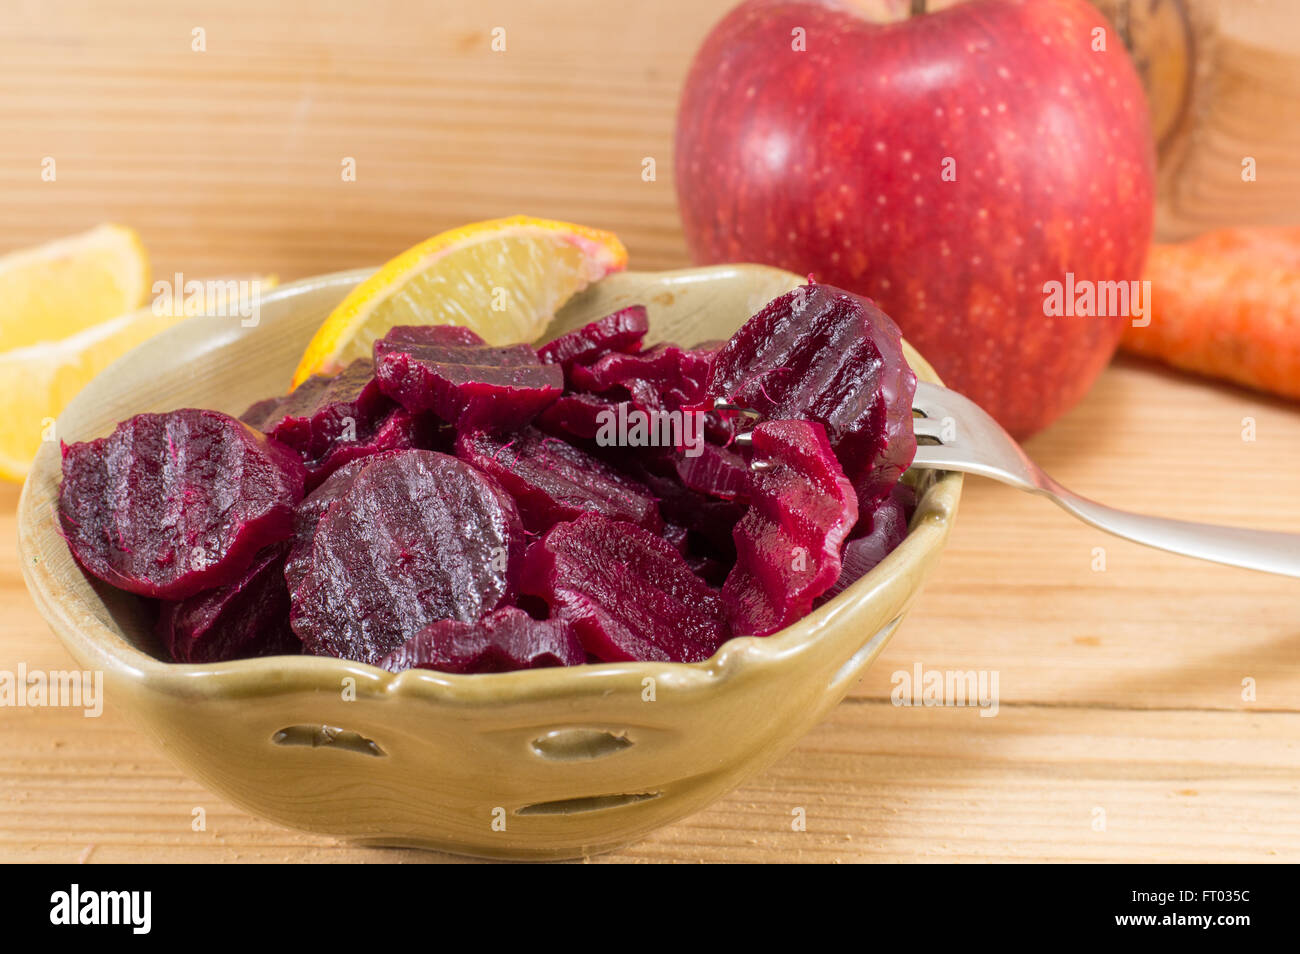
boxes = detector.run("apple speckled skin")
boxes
[675,0,1155,438]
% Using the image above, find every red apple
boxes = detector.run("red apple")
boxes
[675,0,1155,438]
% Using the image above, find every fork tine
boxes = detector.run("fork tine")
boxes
[735,380,961,460]
[911,379,958,419]
[712,398,763,418]
[738,387,950,450]
[911,443,974,467]
[912,417,947,442]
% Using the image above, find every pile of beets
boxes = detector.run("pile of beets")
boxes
[57,282,917,673]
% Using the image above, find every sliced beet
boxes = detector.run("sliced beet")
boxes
[606,449,744,556]
[373,324,562,431]
[537,305,648,369]
[671,442,750,501]
[708,283,916,506]
[721,419,858,638]
[661,521,691,555]
[240,359,437,490]
[457,427,662,534]
[241,358,387,452]
[378,606,584,674]
[685,550,730,588]
[58,409,306,600]
[535,392,628,442]
[520,513,730,663]
[820,482,915,604]
[570,342,717,413]
[290,449,524,665]
[156,543,300,663]
[300,406,431,483]
[281,450,410,600]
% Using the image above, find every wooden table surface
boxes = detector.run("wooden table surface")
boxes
[1,0,1298,863]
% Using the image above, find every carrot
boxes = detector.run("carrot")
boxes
[1121,227,1300,400]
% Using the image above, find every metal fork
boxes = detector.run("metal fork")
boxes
[723,384,1299,578]
[909,380,1300,578]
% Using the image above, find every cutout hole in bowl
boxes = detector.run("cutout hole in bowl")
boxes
[272,724,386,757]
[516,792,661,816]
[531,728,634,761]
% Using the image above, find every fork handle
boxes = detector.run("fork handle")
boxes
[1038,478,1300,578]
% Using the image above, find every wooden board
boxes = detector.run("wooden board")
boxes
[1,0,1298,863]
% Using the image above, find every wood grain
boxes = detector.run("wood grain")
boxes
[1,0,1298,863]
[1095,0,1300,240]
[0,0,722,278]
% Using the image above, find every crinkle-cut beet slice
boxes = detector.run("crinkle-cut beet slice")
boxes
[58,409,306,600]
[519,513,730,663]
[656,521,731,585]
[156,543,300,663]
[241,358,389,454]
[671,442,750,502]
[569,342,719,413]
[297,406,435,490]
[585,399,717,462]
[378,607,584,674]
[661,521,691,555]
[457,427,662,534]
[691,553,733,590]
[282,450,410,599]
[537,305,648,369]
[685,550,730,588]
[675,342,724,403]
[373,324,562,431]
[721,419,858,638]
[819,482,915,604]
[608,450,744,556]
[240,358,434,490]
[535,392,629,442]
[290,450,524,665]
[708,282,916,506]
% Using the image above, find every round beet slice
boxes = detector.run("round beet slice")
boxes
[708,282,916,506]
[241,357,389,456]
[281,449,411,600]
[58,409,306,600]
[243,359,445,490]
[671,441,750,501]
[156,542,300,663]
[537,305,649,370]
[290,449,525,665]
[457,427,663,534]
[536,392,629,441]
[608,449,744,557]
[378,606,584,674]
[819,481,915,605]
[721,419,858,638]
[373,324,562,431]
[519,513,730,663]
[569,342,717,413]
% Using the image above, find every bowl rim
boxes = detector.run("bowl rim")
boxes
[17,265,963,706]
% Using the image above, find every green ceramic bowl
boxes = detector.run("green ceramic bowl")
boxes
[18,264,962,859]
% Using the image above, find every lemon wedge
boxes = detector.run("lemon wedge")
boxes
[0,275,277,482]
[293,215,627,387]
[0,224,150,351]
